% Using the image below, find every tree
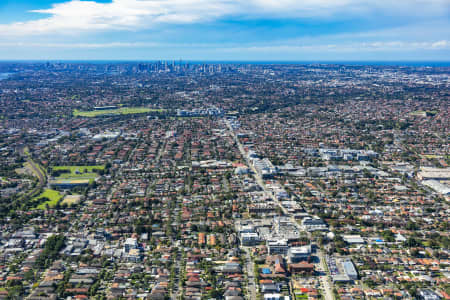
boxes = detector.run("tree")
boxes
[403,237,421,248]
[35,235,65,269]
[24,269,34,282]
[381,230,395,243]
[405,221,418,230]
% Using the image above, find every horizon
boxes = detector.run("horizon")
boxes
[1,60,450,67]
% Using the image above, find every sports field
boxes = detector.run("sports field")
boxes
[409,110,438,116]
[73,107,165,117]
[52,165,104,182]
[53,165,105,173]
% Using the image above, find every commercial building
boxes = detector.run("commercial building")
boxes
[418,289,442,300]
[342,260,358,280]
[241,232,260,246]
[266,239,288,255]
[342,235,365,244]
[288,245,311,263]
[417,167,450,181]
[301,216,327,232]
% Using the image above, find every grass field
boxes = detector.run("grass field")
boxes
[34,189,63,209]
[58,173,97,181]
[421,154,443,159]
[52,165,104,182]
[73,107,165,117]
[15,162,31,175]
[409,110,438,116]
[53,165,105,172]
[23,146,30,156]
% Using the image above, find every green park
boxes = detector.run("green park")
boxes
[73,107,165,117]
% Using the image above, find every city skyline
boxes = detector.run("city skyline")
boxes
[0,0,449,61]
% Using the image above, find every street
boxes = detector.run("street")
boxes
[226,119,335,300]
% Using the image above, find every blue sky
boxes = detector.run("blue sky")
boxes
[0,0,449,61]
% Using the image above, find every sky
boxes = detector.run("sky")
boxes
[0,0,449,61]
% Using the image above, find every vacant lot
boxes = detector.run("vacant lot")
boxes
[61,194,82,206]
[73,107,164,117]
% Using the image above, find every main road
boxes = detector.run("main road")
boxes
[225,119,334,300]
[242,247,257,300]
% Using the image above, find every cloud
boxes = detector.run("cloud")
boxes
[220,40,450,53]
[0,0,238,36]
[0,40,448,53]
[431,40,449,48]
[0,41,161,48]
[0,0,449,36]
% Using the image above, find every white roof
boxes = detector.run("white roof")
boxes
[343,235,364,244]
